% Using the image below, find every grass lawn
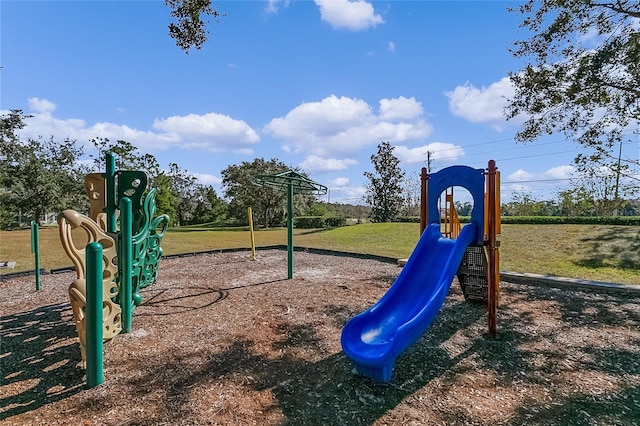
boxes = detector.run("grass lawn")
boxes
[1,223,638,285]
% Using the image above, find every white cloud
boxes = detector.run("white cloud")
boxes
[503,182,530,194]
[387,41,395,52]
[508,169,535,182]
[263,94,433,157]
[28,97,56,113]
[233,148,255,155]
[330,177,350,187]
[299,155,357,173]
[509,165,574,183]
[265,0,289,14]
[543,165,574,180]
[315,0,384,31]
[153,113,259,151]
[503,165,575,200]
[329,185,366,203]
[394,142,465,165]
[14,99,261,154]
[446,77,521,130]
[379,96,423,121]
[192,173,222,186]
[17,105,170,148]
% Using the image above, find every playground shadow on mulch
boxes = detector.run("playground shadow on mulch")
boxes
[48,279,640,425]
[2,250,639,425]
[86,297,487,425]
[0,303,85,419]
[492,284,640,425]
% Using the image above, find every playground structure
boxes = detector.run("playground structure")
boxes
[6,155,640,423]
[57,153,169,385]
[341,161,501,382]
[58,210,122,366]
[252,170,327,279]
[432,162,501,314]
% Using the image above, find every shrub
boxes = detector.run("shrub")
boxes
[499,216,640,225]
[294,216,347,228]
[408,216,640,225]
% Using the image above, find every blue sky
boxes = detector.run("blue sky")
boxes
[2,0,631,204]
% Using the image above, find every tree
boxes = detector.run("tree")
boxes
[508,1,639,145]
[1,111,87,226]
[154,173,178,222]
[507,0,640,204]
[400,170,421,217]
[161,162,199,226]
[190,184,227,224]
[502,192,543,216]
[165,0,225,52]
[89,137,160,183]
[221,158,292,228]
[364,141,405,223]
[454,201,473,217]
[571,168,625,216]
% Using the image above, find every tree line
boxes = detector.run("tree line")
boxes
[0,110,354,230]
[363,140,640,223]
[171,0,640,222]
[1,107,637,233]
[4,1,639,227]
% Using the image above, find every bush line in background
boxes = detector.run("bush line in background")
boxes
[293,216,347,229]
[395,216,640,226]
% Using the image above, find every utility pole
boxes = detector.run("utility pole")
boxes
[614,139,623,215]
[425,151,433,173]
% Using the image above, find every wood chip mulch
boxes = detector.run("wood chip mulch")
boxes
[1,249,639,425]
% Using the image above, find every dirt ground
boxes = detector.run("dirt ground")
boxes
[1,249,639,425]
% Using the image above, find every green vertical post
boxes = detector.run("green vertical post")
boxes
[85,242,104,388]
[119,197,133,333]
[30,221,41,291]
[106,152,117,233]
[253,171,326,279]
[287,183,294,279]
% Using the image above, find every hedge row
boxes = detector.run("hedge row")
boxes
[395,216,640,225]
[497,216,640,225]
[293,216,347,228]
[296,215,640,226]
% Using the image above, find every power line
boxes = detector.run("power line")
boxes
[423,132,640,165]
[502,177,573,184]
[464,149,582,166]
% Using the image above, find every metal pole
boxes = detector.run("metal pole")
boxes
[119,197,133,333]
[106,152,117,233]
[287,183,294,279]
[85,242,104,388]
[31,221,41,291]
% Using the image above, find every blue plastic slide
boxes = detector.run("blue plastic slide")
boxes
[341,221,479,382]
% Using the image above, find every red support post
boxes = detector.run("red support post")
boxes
[486,160,498,336]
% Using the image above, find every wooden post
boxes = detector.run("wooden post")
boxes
[487,160,498,336]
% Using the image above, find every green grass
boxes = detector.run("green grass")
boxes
[499,224,640,285]
[1,223,639,285]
